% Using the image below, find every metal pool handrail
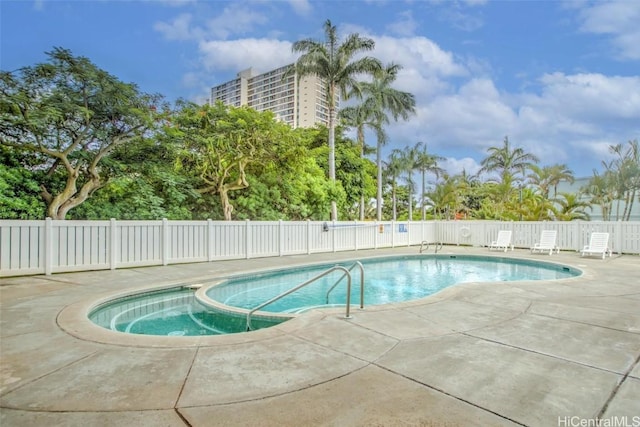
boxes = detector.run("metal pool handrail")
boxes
[246,265,353,331]
[325,261,364,309]
[420,241,443,253]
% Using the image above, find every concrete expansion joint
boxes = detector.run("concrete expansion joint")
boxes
[0,350,100,400]
[174,347,200,409]
[174,407,193,426]
[370,362,529,427]
[528,311,640,336]
[177,365,370,411]
[596,352,640,418]
[460,331,631,377]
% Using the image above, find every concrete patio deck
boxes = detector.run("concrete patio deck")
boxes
[1,246,639,426]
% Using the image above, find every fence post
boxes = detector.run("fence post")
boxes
[374,221,378,249]
[279,219,284,257]
[307,220,311,255]
[616,220,622,254]
[332,220,337,252]
[391,220,395,247]
[353,220,358,251]
[44,217,52,275]
[162,218,169,266]
[110,218,117,270]
[207,219,214,261]
[246,219,251,259]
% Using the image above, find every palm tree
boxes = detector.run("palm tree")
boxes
[608,140,639,221]
[392,146,421,220]
[528,163,574,200]
[339,103,381,220]
[554,192,591,221]
[547,163,575,198]
[414,141,445,220]
[427,174,458,220]
[351,63,416,221]
[479,136,539,187]
[382,151,404,221]
[456,169,482,217]
[584,170,615,221]
[288,19,382,220]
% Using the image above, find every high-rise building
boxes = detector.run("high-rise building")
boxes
[210,64,335,128]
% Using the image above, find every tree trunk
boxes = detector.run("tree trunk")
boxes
[217,161,250,221]
[421,170,426,221]
[42,171,102,220]
[376,139,383,221]
[392,182,397,221]
[328,85,337,221]
[219,188,233,221]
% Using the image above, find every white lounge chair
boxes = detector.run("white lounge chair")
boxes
[581,232,612,259]
[530,230,559,255]
[489,230,513,252]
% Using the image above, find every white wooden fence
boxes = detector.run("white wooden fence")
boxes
[1,219,639,277]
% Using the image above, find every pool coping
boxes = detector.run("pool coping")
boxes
[2,246,639,426]
[56,251,585,348]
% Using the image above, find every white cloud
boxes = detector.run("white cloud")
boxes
[442,157,482,177]
[205,5,269,39]
[422,78,518,150]
[375,67,640,177]
[386,10,419,37]
[532,72,640,121]
[373,35,468,79]
[439,5,484,32]
[154,4,269,41]
[198,38,295,73]
[287,0,312,16]
[153,8,637,178]
[154,13,202,41]
[577,0,640,60]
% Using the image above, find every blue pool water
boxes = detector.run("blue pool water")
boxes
[89,287,287,336]
[89,255,580,336]
[206,255,579,313]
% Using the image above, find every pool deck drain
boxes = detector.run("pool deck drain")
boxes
[1,247,639,426]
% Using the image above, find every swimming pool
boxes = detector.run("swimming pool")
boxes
[204,255,579,313]
[89,254,581,336]
[89,287,288,336]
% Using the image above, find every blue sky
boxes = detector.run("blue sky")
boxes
[2,0,639,180]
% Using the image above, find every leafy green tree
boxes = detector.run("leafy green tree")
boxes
[383,185,410,221]
[335,137,376,220]
[427,174,459,220]
[553,192,591,221]
[415,142,445,220]
[584,171,615,221]
[170,101,304,220]
[288,19,382,221]
[383,151,405,221]
[0,47,164,219]
[455,169,483,218]
[0,146,45,219]
[392,145,421,221]
[339,102,380,220]
[350,63,416,221]
[609,140,639,221]
[479,136,539,187]
[233,127,335,220]
[69,137,197,220]
[528,164,574,200]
